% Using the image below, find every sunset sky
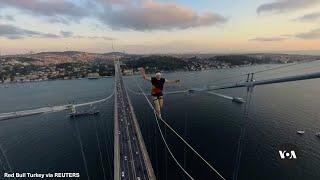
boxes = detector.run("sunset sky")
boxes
[0,0,319,54]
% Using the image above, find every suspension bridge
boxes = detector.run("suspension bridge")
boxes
[0,59,320,180]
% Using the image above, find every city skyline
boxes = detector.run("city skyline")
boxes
[0,0,320,55]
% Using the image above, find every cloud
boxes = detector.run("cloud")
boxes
[60,31,74,38]
[73,35,115,40]
[0,24,60,39]
[100,1,227,30]
[295,28,320,39]
[0,0,89,20]
[257,0,319,14]
[250,28,320,41]
[47,17,73,25]
[249,37,287,42]
[0,15,14,21]
[0,0,227,31]
[95,0,134,6]
[0,24,116,40]
[86,36,115,40]
[294,12,320,22]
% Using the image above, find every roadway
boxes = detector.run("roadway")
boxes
[114,61,155,180]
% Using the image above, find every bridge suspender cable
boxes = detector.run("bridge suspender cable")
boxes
[74,121,90,180]
[0,145,16,180]
[94,117,107,180]
[133,78,227,180]
[232,89,253,180]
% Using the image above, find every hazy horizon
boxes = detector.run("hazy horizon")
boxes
[1,50,320,56]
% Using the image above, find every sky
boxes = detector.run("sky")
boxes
[0,0,319,55]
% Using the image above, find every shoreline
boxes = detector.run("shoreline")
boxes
[0,63,283,85]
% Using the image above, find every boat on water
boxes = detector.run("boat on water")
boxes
[315,133,320,137]
[297,130,305,135]
[69,111,100,118]
[188,89,196,94]
[232,97,245,104]
[68,104,99,118]
[88,77,99,80]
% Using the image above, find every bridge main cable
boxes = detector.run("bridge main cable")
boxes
[211,60,320,87]
[0,91,115,121]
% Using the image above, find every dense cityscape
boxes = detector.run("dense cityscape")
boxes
[1,51,319,83]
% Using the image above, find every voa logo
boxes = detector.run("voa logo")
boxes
[278,150,297,159]
[278,143,300,167]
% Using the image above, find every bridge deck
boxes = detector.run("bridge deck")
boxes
[114,61,155,180]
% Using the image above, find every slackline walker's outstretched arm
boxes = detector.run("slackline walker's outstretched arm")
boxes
[140,67,151,81]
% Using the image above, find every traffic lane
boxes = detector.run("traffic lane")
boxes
[120,84,149,179]
[118,91,136,180]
